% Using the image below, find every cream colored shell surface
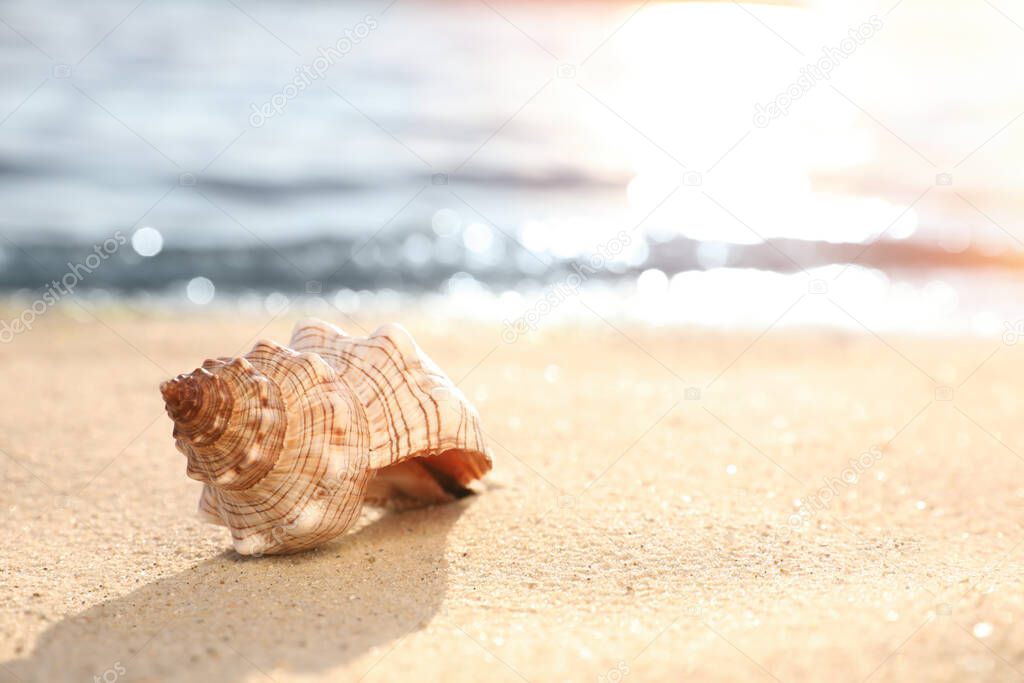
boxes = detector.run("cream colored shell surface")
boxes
[161,319,491,555]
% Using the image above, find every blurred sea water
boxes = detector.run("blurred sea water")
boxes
[1,0,1024,333]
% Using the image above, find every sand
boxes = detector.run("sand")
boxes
[1,308,1022,682]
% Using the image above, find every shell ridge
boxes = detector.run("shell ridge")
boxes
[350,340,447,466]
[374,333,426,457]
[212,348,368,551]
[292,320,406,453]
[334,347,405,457]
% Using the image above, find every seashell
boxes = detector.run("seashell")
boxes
[159,318,491,555]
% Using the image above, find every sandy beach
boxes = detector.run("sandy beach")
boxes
[1,308,1022,682]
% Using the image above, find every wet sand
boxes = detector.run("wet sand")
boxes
[1,308,1022,682]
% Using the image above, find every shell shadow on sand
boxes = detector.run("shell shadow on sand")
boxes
[2,501,470,682]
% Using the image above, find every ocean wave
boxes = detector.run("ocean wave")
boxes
[1,233,1019,295]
